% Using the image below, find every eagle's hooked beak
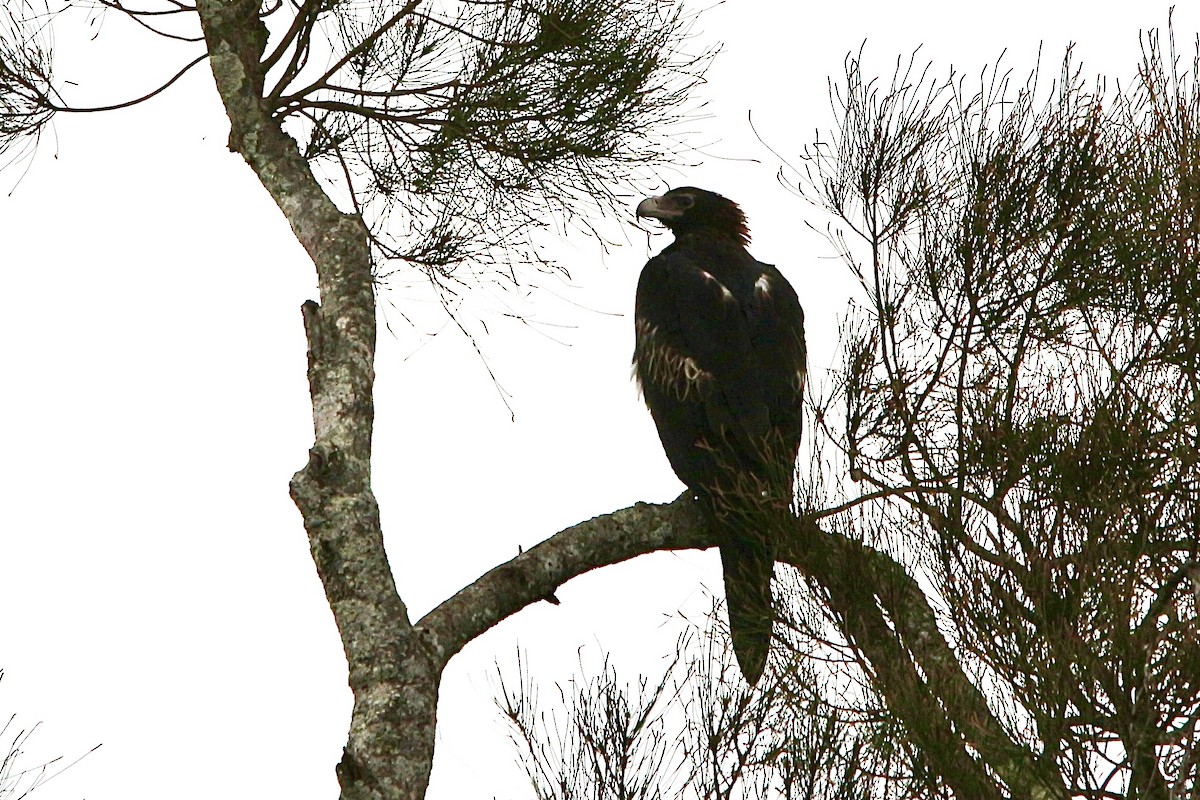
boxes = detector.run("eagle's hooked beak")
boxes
[636,195,674,221]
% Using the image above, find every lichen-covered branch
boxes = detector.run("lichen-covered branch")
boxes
[425,494,1060,799]
[419,497,709,660]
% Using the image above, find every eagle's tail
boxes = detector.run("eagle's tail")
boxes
[720,538,775,686]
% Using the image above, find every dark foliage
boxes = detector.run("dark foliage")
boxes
[0,0,710,320]
[509,23,1200,800]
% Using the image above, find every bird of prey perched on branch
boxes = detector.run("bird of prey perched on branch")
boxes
[633,186,806,685]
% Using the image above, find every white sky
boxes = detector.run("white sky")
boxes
[1,2,1191,798]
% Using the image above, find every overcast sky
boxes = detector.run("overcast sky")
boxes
[2,2,1193,798]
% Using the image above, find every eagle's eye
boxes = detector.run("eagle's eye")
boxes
[674,194,695,210]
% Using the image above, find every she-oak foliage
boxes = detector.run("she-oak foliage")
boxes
[3,0,707,299]
[806,35,1200,799]
[503,28,1200,800]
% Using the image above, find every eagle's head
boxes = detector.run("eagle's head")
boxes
[636,187,750,247]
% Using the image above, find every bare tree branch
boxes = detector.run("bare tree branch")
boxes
[420,497,709,662]
[427,491,1057,799]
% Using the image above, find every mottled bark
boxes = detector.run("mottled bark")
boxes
[420,498,710,660]
[196,2,436,798]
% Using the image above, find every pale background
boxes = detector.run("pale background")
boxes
[1,2,1188,798]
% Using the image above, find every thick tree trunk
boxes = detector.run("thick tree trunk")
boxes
[196,3,439,798]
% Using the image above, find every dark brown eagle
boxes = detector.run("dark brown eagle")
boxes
[633,186,806,685]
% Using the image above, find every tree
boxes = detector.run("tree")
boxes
[2,1,711,798]
[502,26,1200,800]
[6,1,1198,798]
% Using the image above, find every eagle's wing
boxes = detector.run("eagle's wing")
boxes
[743,261,807,491]
[633,247,771,492]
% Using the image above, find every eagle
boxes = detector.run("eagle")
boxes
[632,186,806,685]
